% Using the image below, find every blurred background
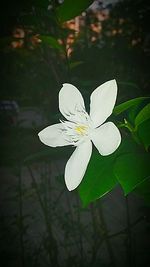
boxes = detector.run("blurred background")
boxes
[0,0,150,266]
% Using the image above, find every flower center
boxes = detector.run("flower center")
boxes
[61,120,90,146]
[75,125,88,136]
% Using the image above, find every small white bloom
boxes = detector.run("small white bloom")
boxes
[38,80,121,191]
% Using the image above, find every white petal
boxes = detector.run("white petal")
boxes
[65,140,92,191]
[91,122,121,156]
[90,80,117,128]
[38,123,71,147]
[59,83,86,123]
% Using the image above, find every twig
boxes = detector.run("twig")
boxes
[18,167,25,267]
[97,201,116,267]
[108,216,143,239]
[125,196,134,267]
[27,165,60,267]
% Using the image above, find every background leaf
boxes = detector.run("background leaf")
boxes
[56,0,94,22]
[40,35,64,51]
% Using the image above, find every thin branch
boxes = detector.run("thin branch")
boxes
[125,196,134,267]
[27,165,60,267]
[97,201,116,267]
[18,167,25,267]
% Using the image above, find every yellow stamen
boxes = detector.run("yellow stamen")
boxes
[75,125,87,135]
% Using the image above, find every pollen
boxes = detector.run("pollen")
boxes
[75,125,87,135]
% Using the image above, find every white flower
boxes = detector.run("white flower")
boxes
[38,80,121,191]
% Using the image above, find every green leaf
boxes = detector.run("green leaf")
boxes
[78,150,118,207]
[135,103,150,127]
[116,137,141,155]
[114,152,150,195]
[137,119,150,150]
[40,35,64,51]
[56,0,93,22]
[78,137,141,207]
[114,97,149,115]
[127,98,150,124]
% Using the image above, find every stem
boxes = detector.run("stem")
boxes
[39,46,60,86]
[64,44,71,82]
[119,119,142,146]
[33,240,43,267]
[108,216,143,239]
[18,167,25,267]
[97,201,116,267]
[52,5,72,82]
[125,196,134,267]
[28,166,59,267]
[65,192,80,267]
[76,195,84,265]
[89,203,104,265]
[53,188,65,206]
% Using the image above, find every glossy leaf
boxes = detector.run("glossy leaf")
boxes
[135,103,150,127]
[78,138,141,206]
[56,0,93,22]
[114,152,150,195]
[127,98,150,124]
[78,150,118,207]
[115,136,140,155]
[114,97,149,115]
[137,119,150,149]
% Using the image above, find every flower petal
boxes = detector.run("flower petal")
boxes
[91,122,121,156]
[38,123,71,147]
[90,80,117,128]
[59,83,86,123]
[65,140,92,191]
